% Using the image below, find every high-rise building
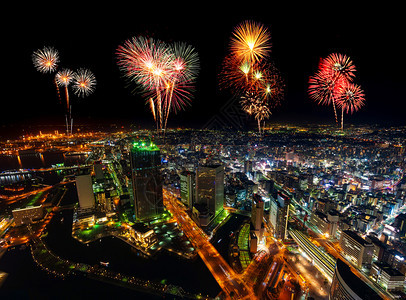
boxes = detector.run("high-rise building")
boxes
[309,210,339,239]
[339,230,374,269]
[393,213,406,238]
[330,258,381,300]
[196,164,224,219]
[130,140,163,221]
[269,191,290,240]
[251,194,264,241]
[244,160,252,174]
[76,174,95,209]
[180,170,195,208]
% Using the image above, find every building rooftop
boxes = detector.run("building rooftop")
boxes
[132,140,159,152]
[342,230,373,246]
[336,259,381,299]
[373,261,404,277]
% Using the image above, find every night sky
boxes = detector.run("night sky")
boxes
[4,4,405,135]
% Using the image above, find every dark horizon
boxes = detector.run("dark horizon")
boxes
[4,4,405,135]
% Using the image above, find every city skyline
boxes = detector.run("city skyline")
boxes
[4,5,405,134]
[0,126,405,298]
[1,5,406,299]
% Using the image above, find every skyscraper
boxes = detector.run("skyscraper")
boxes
[251,193,264,242]
[130,140,163,221]
[244,160,252,174]
[180,170,195,208]
[196,164,224,219]
[269,191,290,240]
[75,174,95,209]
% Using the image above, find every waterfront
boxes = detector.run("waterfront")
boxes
[0,246,164,299]
[0,152,87,173]
[44,207,220,297]
[0,178,222,298]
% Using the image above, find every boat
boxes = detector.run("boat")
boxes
[100,261,109,267]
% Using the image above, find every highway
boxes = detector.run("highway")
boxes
[163,188,253,299]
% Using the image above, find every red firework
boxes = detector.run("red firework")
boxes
[308,69,346,106]
[309,53,360,125]
[335,81,365,114]
[117,36,200,132]
[309,53,365,130]
[319,53,356,82]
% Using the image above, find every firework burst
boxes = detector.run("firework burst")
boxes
[336,81,365,114]
[220,20,283,134]
[308,70,346,106]
[72,68,96,98]
[309,53,365,130]
[117,36,199,133]
[55,69,74,87]
[240,90,271,134]
[230,20,271,64]
[32,46,59,73]
[320,53,356,82]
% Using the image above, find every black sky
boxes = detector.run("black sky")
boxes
[3,3,405,134]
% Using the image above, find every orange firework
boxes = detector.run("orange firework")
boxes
[32,46,59,73]
[230,20,271,64]
[219,20,283,134]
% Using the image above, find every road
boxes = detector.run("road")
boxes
[290,222,393,299]
[163,188,253,299]
[163,188,252,298]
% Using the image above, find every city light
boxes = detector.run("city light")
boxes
[1,13,405,300]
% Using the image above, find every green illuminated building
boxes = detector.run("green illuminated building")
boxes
[130,140,163,221]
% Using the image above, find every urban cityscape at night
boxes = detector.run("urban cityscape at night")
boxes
[2,5,405,300]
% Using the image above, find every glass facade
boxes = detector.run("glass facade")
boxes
[196,165,224,219]
[130,141,163,221]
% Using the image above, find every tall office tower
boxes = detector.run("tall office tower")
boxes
[330,258,381,300]
[244,160,252,174]
[196,164,224,219]
[180,170,195,208]
[269,191,290,240]
[75,174,96,209]
[130,140,163,221]
[251,194,264,241]
[393,213,406,238]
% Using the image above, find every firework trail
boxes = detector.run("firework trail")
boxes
[240,90,271,134]
[336,81,365,130]
[219,21,283,133]
[117,36,199,133]
[163,42,199,130]
[33,46,68,134]
[117,36,173,130]
[55,69,74,109]
[309,53,364,130]
[56,69,74,135]
[33,46,96,136]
